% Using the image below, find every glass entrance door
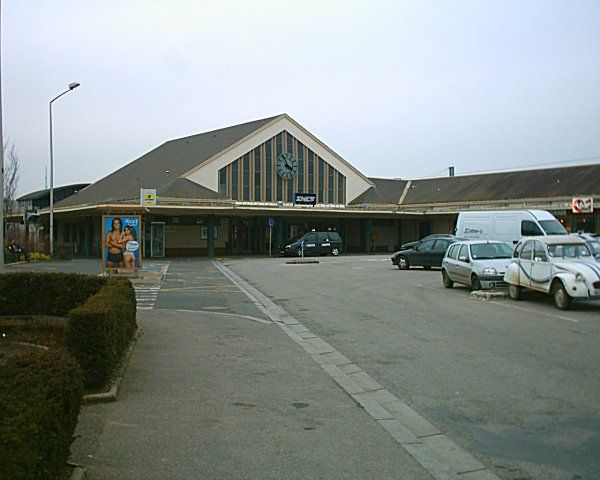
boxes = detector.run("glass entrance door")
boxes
[150,222,165,257]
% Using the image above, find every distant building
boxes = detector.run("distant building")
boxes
[37,114,598,257]
[11,183,90,248]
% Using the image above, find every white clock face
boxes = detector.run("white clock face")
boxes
[276,152,298,179]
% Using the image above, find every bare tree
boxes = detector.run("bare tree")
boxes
[3,142,19,235]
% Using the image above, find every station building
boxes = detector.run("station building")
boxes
[49,114,600,258]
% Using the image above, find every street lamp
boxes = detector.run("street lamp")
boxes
[49,82,80,257]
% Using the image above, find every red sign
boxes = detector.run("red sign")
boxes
[572,197,593,214]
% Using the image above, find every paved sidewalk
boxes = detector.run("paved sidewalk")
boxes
[72,260,432,479]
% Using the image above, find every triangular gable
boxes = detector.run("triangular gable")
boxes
[183,114,373,203]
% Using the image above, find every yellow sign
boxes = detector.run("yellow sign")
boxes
[140,188,157,206]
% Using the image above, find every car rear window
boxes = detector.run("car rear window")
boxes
[329,232,342,242]
[448,244,460,259]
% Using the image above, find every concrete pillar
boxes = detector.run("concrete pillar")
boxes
[85,217,93,256]
[207,215,215,257]
[365,218,372,254]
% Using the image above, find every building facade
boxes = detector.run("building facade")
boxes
[40,114,599,258]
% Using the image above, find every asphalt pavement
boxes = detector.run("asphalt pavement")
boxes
[70,259,432,479]
[225,255,600,480]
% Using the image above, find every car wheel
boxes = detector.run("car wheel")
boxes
[508,284,522,300]
[397,256,410,270]
[471,275,482,291]
[552,281,572,310]
[442,270,453,288]
[331,247,340,256]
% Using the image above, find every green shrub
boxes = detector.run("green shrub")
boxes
[67,278,137,389]
[0,273,106,316]
[0,350,83,480]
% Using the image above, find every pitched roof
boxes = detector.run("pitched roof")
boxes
[17,183,90,202]
[157,178,225,199]
[402,164,600,205]
[56,115,281,207]
[350,178,408,205]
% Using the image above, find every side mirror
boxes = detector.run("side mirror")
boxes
[459,255,469,263]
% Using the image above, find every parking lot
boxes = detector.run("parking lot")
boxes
[225,254,600,480]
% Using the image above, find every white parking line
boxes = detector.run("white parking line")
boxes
[489,300,579,322]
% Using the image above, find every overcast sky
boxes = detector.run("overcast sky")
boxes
[4,0,600,196]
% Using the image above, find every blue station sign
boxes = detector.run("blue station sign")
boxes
[294,193,317,206]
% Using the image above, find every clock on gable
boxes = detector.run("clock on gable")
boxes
[276,152,298,179]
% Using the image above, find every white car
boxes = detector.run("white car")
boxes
[442,240,513,290]
[504,235,600,310]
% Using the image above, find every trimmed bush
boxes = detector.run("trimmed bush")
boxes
[0,350,83,480]
[67,278,137,389]
[0,273,106,316]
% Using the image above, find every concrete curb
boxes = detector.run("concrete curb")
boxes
[82,327,142,404]
[470,290,508,300]
[213,260,502,480]
[285,258,319,264]
[69,464,86,480]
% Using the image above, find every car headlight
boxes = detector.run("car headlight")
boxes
[482,267,497,276]
[286,245,291,249]
[575,273,585,282]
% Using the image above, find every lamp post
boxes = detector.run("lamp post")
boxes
[49,82,80,257]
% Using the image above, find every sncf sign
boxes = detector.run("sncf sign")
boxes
[572,197,593,214]
[294,193,317,206]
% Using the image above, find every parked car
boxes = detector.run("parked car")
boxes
[400,234,458,251]
[442,240,513,290]
[392,236,460,270]
[455,210,566,246]
[574,233,600,262]
[281,231,343,257]
[504,235,600,310]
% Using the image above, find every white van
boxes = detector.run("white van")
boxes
[455,210,567,246]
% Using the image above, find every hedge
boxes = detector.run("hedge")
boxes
[67,277,137,389]
[0,272,106,316]
[0,350,83,480]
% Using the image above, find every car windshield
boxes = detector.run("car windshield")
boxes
[539,219,567,235]
[547,243,592,258]
[469,243,513,260]
[585,240,600,255]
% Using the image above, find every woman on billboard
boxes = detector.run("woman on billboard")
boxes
[120,225,138,270]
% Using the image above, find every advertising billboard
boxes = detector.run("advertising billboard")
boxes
[102,215,142,270]
[572,197,593,214]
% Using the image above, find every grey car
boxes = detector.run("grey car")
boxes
[441,240,513,291]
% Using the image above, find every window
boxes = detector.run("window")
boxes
[337,172,345,204]
[329,232,342,242]
[448,244,459,259]
[521,241,534,260]
[297,141,305,191]
[218,167,227,197]
[308,152,315,192]
[317,232,329,242]
[533,241,548,262]
[538,219,567,235]
[242,154,250,201]
[265,140,272,201]
[458,244,469,260]
[433,239,450,251]
[470,243,513,259]
[328,165,335,203]
[276,133,283,201]
[231,159,239,200]
[254,147,261,201]
[304,233,317,244]
[548,243,592,258]
[419,239,435,251]
[521,220,543,236]
[318,158,325,202]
